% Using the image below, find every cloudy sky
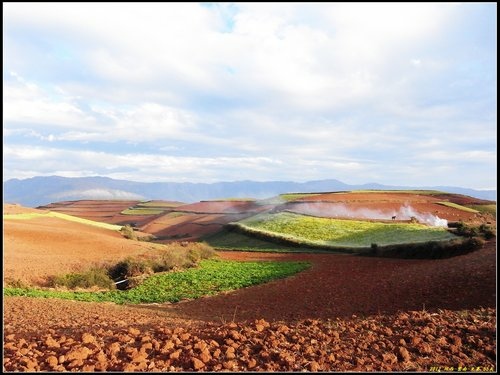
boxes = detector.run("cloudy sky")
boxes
[3,3,497,189]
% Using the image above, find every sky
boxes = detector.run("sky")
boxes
[3,2,497,189]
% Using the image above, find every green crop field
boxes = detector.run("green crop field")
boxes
[4,259,310,304]
[279,193,322,201]
[204,230,339,253]
[121,208,166,215]
[236,212,457,248]
[466,204,496,215]
[436,202,479,213]
[136,201,184,208]
[3,212,122,231]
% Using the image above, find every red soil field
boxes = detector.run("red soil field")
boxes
[283,201,479,222]
[3,216,164,285]
[296,192,443,203]
[175,200,267,214]
[168,240,495,322]
[141,213,251,242]
[3,200,496,372]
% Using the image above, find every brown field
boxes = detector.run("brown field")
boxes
[174,200,269,214]
[282,201,479,222]
[3,203,48,215]
[3,215,164,285]
[38,200,174,227]
[141,212,256,242]
[3,193,496,372]
[282,192,494,224]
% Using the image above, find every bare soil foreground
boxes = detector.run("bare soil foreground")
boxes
[3,241,496,372]
[168,240,496,322]
[3,199,496,372]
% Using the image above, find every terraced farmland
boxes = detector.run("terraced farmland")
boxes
[234,212,458,248]
[3,211,123,231]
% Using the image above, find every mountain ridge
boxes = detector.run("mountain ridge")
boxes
[3,175,496,207]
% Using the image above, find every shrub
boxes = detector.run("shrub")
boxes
[107,258,151,280]
[149,242,217,272]
[187,242,217,264]
[151,250,187,272]
[455,222,494,239]
[120,224,137,240]
[137,234,157,242]
[48,268,115,290]
[41,242,217,292]
[4,278,29,288]
[479,224,495,239]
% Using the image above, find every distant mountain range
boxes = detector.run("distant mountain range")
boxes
[3,175,496,207]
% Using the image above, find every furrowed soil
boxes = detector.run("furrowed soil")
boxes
[3,241,496,372]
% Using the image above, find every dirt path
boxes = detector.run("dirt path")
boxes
[162,240,496,322]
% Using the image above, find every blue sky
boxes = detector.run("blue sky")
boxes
[3,3,497,189]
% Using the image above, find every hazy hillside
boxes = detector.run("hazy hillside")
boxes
[3,176,496,207]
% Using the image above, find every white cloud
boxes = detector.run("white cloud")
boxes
[51,188,145,200]
[2,3,458,111]
[3,3,496,190]
[420,150,496,163]
[4,74,94,129]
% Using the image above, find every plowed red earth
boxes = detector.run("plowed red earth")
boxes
[292,192,492,222]
[3,241,496,371]
[284,201,479,222]
[166,241,496,322]
[141,213,255,241]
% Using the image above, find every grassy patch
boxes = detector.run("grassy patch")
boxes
[237,212,457,248]
[436,202,479,213]
[136,201,184,208]
[3,212,122,231]
[348,190,446,195]
[121,208,166,215]
[279,193,322,201]
[47,268,115,290]
[466,204,496,216]
[4,259,310,304]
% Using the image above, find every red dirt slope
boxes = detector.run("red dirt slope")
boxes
[3,215,167,285]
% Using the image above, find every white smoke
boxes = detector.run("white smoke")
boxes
[286,202,448,227]
[396,205,448,227]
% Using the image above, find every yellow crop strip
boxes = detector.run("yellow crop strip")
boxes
[436,202,479,213]
[3,212,122,231]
